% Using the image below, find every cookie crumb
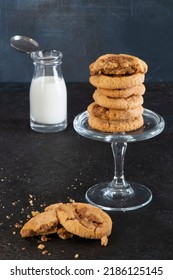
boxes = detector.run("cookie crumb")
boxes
[29,194,36,207]
[57,227,73,240]
[29,200,33,206]
[14,223,22,228]
[101,236,108,246]
[12,200,20,206]
[74,253,79,259]
[41,235,50,242]
[38,244,45,250]
[42,250,48,255]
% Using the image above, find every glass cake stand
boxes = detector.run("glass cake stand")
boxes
[73,108,165,211]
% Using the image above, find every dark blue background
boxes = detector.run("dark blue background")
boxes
[0,0,173,82]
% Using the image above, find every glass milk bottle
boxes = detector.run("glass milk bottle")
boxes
[29,50,67,133]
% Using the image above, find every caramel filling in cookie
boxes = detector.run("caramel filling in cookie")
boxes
[89,54,148,76]
[20,210,59,238]
[88,102,144,121]
[57,203,112,245]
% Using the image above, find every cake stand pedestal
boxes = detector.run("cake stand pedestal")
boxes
[73,109,165,211]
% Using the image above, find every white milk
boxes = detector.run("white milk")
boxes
[30,76,67,124]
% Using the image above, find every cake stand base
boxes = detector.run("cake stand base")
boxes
[85,181,152,211]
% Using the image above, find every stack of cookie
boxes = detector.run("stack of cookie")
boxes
[87,54,148,132]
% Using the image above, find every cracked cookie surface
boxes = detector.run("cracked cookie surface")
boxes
[88,102,144,121]
[89,53,148,76]
[20,202,113,246]
[57,203,112,245]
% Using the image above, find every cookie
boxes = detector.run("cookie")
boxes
[89,54,148,76]
[57,202,112,246]
[87,102,144,121]
[88,115,144,133]
[93,91,143,110]
[96,84,145,98]
[20,210,59,238]
[89,73,145,89]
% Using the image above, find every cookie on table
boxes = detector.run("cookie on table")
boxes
[93,91,144,110]
[20,202,113,246]
[89,53,148,76]
[57,202,112,246]
[96,84,145,98]
[88,115,144,133]
[90,73,145,90]
[87,102,144,121]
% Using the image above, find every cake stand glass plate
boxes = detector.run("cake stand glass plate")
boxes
[73,108,165,211]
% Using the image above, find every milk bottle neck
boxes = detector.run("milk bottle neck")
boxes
[31,50,63,65]
[33,63,63,79]
[31,50,63,79]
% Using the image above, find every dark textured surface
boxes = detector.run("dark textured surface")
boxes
[0,82,173,260]
[1,0,173,82]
